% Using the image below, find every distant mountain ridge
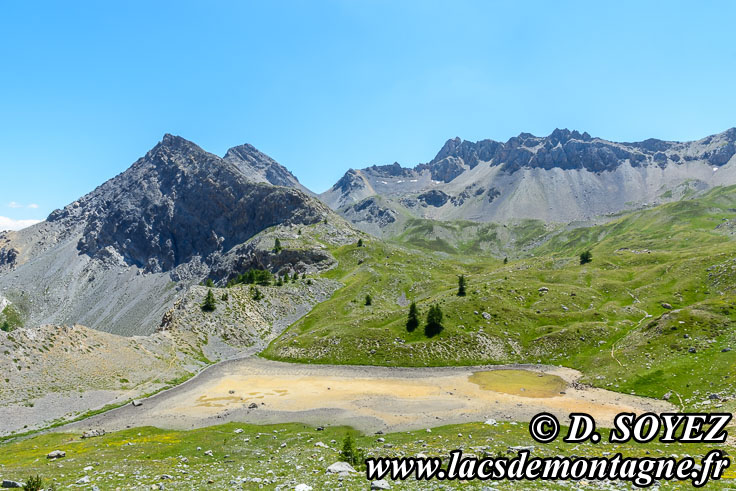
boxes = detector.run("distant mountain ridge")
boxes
[320,127,736,233]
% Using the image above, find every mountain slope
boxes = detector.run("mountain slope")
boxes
[321,128,736,232]
[223,143,313,195]
[0,134,348,335]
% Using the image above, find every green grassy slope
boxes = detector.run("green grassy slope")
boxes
[263,187,736,410]
[0,422,731,489]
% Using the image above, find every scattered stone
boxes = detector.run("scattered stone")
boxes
[160,475,173,480]
[234,428,244,434]
[315,442,328,448]
[662,391,672,401]
[481,312,491,320]
[722,348,731,352]
[248,403,258,409]
[661,302,673,309]
[508,445,534,453]
[295,485,313,491]
[47,450,66,459]
[132,400,143,407]
[1,481,23,489]
[76,476,90,484]
[538,287,549,293]
[688,347,697,353]
[82,429,105,439]
[204,450,213,456]
[484,418,497,426]
[371,480,391,490]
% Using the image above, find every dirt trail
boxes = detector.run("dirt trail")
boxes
[68,357,673,434]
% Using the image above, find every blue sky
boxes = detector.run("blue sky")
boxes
[1,1,735,229]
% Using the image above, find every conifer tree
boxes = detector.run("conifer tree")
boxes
[202,289,216,312]
[406,301,419,332]
[425,304,443,337]
[457,275,467,296]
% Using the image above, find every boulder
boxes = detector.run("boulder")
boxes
[1,481,23,489]
[326,462,357,475]
[371,480,391,490]
[47,450,66,459]
[82,429,105,439]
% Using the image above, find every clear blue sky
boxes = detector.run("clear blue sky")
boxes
[1,1,735,229]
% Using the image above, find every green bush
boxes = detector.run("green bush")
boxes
[23,475,43,491]
[227,269,273,287]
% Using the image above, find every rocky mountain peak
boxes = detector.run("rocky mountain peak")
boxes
[72,137,328,273]
[223,143,309,192]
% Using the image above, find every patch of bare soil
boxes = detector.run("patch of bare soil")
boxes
[69,358,674,434]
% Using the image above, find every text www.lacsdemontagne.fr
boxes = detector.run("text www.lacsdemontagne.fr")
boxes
[365,450,730,487]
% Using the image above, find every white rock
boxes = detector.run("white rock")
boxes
[372,480,391,490]
[326,462,357,475]
[295,485,313,491]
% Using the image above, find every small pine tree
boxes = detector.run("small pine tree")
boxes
[292,272,298,282]
[23,475,44,491]
[365,294,372,306]
[251,286,263,301]
[202,289,216,312]
[205,278,214,288]
[580,250,593,265]
[1,320,10,332]
[276,277,283,286]
[273,238,282,253]
[457,275,467,296]
[406,302,419,332]
[340,434,365,469]
[221,293,229,301]
[357,238,363,247]
[302,273,306,279]
[503,257,508,265]
[425,304,443,337]
[306,279,313,285]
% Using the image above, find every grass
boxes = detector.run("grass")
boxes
[0,304,23,331]
[0,421,731,489]
[263,186,736,410]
